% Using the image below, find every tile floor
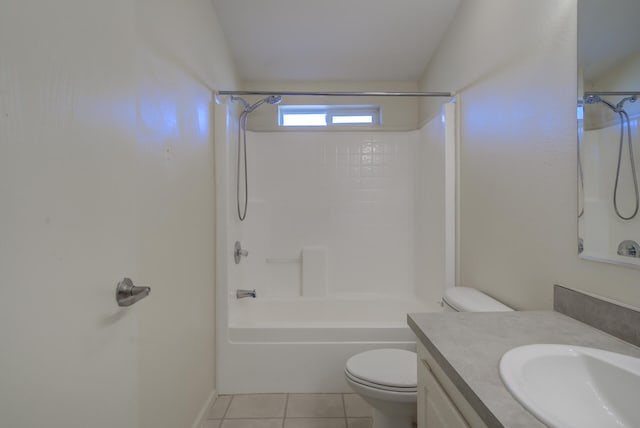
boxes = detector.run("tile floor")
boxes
[202,393,373,428]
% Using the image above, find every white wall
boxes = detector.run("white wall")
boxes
[0,1,238,428]
[413,106,455,304]
[135,1,238,427]
[419,0,640,309]
[241,130,416,297]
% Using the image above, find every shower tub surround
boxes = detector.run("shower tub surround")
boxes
[242,130,416,299]
[580,108,640,264]
[215,105,455,393]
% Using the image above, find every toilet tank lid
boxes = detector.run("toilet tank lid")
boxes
[443,287,513,312]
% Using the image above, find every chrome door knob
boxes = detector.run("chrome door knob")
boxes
[116,278,151,307]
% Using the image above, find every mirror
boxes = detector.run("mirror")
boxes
[578,0,640,268]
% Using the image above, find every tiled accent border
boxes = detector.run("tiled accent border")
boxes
[554,284,640,347]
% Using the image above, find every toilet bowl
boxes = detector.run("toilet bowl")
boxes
[345,286,512,428]
[345,348,417,428]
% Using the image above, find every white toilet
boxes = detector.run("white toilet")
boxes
[344,287,512,428]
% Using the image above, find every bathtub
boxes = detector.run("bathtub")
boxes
[217,295,442,393]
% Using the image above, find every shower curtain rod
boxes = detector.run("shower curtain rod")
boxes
[584,91,640,97]
[217,90,453,97]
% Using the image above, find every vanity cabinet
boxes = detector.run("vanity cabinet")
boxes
[417,342,488,428]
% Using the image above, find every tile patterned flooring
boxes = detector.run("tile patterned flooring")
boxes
[202,393,373,428]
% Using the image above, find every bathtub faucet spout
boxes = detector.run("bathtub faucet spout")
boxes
[236,289,257,299]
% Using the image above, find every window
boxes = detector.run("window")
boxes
[279,105,381,127]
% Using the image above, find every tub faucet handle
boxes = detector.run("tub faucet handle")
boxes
[236,289,256,299]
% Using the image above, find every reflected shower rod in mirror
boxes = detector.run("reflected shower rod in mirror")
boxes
[217,90,454,97]
[584,91,640,97]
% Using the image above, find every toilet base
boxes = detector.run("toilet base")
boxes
[372,408,414,428]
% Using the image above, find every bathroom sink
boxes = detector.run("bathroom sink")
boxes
[499,344,640,428]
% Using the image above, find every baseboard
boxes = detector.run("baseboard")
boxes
[191,389,217,428]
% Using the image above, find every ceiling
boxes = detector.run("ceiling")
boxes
[579,0,640,82]
[211,0,461,83]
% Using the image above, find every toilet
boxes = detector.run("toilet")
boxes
[344,287,512,428]
[441,286,513,313]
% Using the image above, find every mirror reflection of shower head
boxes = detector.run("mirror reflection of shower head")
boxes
[616,95,637,112]
[585,94,637,113]
[584,95,601,105]
[585,95,617,112]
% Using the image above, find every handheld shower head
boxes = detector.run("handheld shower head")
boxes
[236,95,283,113]
[266,95,282,105]
[230,95,282,113]
[616,95,637,112]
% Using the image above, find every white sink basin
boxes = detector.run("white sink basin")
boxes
[499,344,640,428]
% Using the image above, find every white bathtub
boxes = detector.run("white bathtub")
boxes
[217,296,441,393]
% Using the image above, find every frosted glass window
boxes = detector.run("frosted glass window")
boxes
[331,115,374,124]
[281,113,327,127]
[279,105,380,127]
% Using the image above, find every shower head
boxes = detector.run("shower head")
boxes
[232,95,283,113]
[246,95,282,113]
[266,95,283,105]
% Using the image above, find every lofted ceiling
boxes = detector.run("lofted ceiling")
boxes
[211,0,461,83]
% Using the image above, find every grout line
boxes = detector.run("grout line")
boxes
[283,393,289,427]
[283,417,347,419]
[221,395,232,420]
[217,419,287,423]
[342,393,348,428]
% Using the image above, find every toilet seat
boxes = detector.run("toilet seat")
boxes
[345,370,417,393]
[345,349,417,392]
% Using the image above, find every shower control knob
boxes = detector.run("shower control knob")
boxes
[234,241,248,264]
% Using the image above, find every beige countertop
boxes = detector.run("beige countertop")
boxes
[408,310,640,428]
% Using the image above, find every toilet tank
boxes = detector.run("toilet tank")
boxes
[442,287,513,312]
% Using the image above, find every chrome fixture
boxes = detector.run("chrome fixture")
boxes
[578,237,584,254]
[231,95,283,221]
[220,90,454,98]
[116,278,151,307]
[236,289,257,299]
[584,94,639,220]
[617,240,640,258]
[234,240,248,264]
[231,95,282,114]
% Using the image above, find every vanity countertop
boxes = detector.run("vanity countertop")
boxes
[408,310,640,428]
